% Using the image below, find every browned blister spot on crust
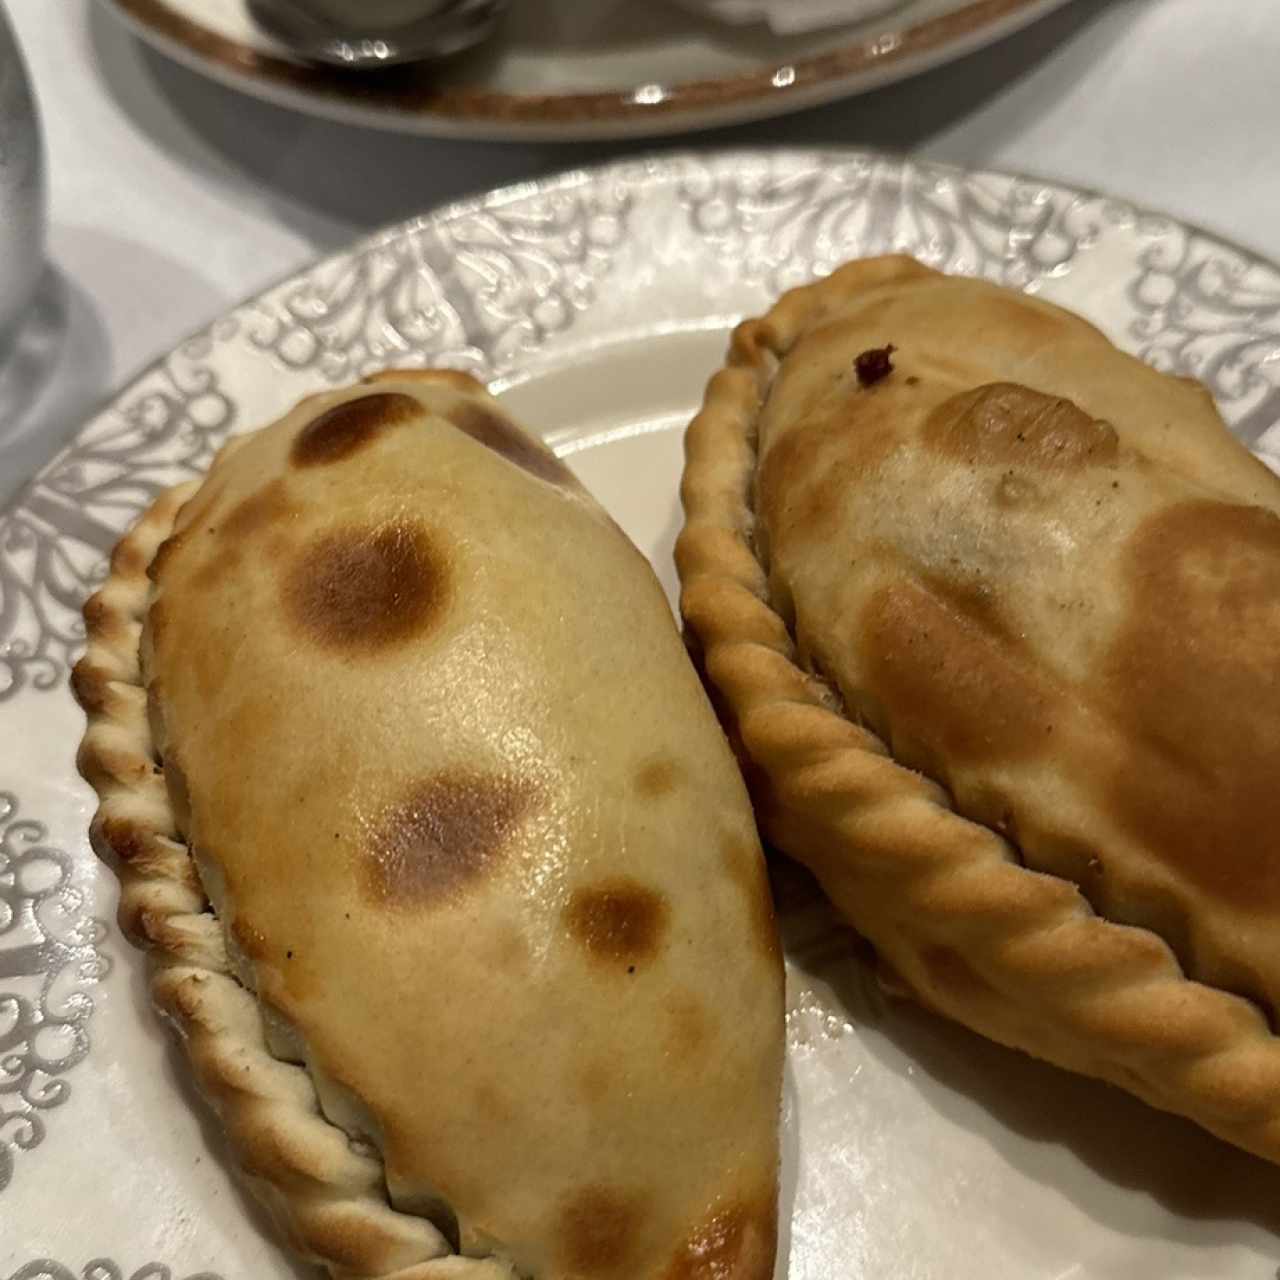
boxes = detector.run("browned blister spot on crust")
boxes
[720,834,782,967]
[563,879,669,968]
[853,343,895,387]
[859,577,1059,776]
[634,757,684,798]
[70,659,112,716]
[283,519,450,652]
[757,390,905,545]
[924,382,1119,470]
[1097,499,1280,910]
[915,570,1022,649]
[449,400,574,487]
[362,769,539,909]
[290,392,421,467]
[666,1198,778,1280]
[558,1186,646,1275]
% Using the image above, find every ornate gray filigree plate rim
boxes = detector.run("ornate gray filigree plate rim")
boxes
[7,147,1280,711]
[4,1262,222,1280]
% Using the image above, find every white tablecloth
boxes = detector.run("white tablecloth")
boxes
[2,0,1278,506]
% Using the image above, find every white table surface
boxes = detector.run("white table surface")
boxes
[1,0,1278,507]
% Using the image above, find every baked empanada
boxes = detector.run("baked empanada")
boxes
[75,370,783,1279]
[678,255,1280,1161]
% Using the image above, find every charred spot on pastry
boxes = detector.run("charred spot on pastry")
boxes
[558,1186,646,1273]
[859,578,1058,771]
[564,879,670,968]
[925,382,1119,470]
[1097,499,1280,909]
[667,1198,777,1280]
[361,769,538,908]
[290,393,421,467]
[634,757,684,798]
[449,401,575,487]
[757,390,902,545]
[853,343,895,387]
[283,520,449,651]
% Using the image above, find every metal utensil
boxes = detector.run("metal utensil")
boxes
[247,0,509,68]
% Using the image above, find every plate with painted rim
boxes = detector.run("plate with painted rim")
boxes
[4,147,1280,1279]
[102,0,1071,142]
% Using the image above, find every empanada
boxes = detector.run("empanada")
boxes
[75,370,783,1279]
[678,255,1280,1161]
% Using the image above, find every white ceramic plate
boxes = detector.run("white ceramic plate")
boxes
[5,148,1280,1280]
[102,0,1071,141]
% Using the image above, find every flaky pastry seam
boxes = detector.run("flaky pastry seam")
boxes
[676,256,1280,1162]
[73,482,515,1280]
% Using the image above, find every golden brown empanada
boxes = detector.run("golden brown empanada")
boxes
[75,369,783,1279]
[677,254,1280,1162]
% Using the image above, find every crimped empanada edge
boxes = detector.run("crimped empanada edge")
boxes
[73,475,515,1279]
[675,255,1280,1163]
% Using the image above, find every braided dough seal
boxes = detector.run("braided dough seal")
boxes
[677,255,1280,1162]
[76,369,783,1278]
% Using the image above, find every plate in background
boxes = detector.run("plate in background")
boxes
[102,0,1071,141]
[4,148,1280,1277]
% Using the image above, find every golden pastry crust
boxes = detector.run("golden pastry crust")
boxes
[75,478,511,1280]
[677,255,1280,1162]
[76,368,782,1279]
